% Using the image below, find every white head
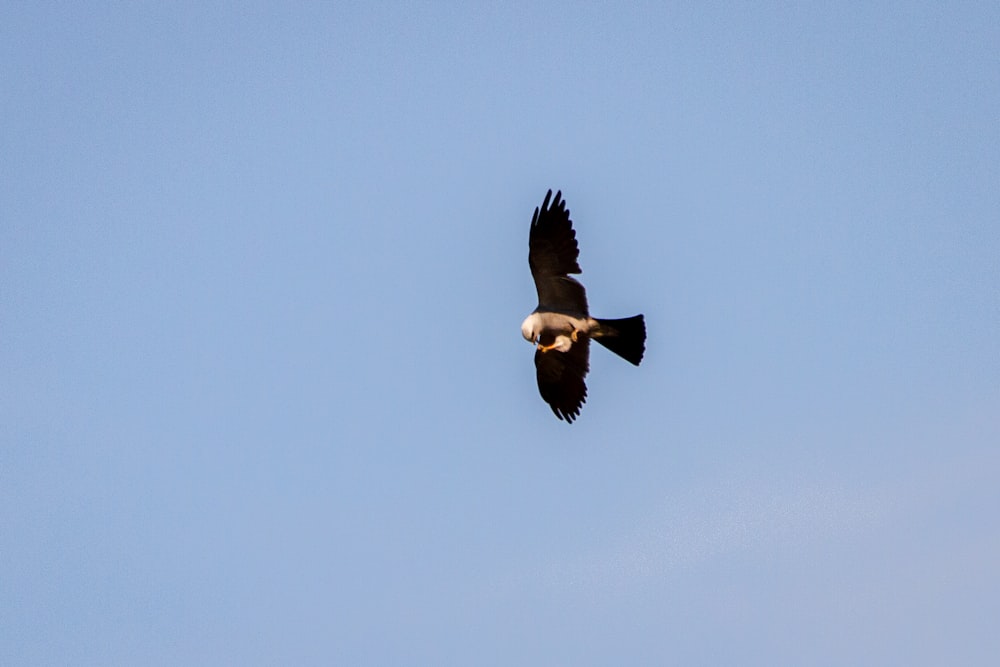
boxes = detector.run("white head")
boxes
[520,313,540,343]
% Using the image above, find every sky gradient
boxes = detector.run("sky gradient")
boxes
[3,2,999,664]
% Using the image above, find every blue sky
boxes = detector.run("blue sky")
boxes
[3,2,998,664]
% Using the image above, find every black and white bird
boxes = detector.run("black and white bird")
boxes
[521,189,646,423]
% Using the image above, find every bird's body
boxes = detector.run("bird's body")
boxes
[521,190,646,422]
[520,311,598,354]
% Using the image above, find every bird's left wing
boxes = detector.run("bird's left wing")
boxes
[529,190,589,314]
[534,337,590,423]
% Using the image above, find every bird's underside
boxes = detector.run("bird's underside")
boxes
[522,190,646,423]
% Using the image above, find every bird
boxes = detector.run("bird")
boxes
[521,189,646,423]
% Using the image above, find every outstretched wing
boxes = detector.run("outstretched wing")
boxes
[529,190,589,315]
[534,337,590,423]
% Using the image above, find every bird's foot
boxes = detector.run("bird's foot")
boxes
[537,342,558,353]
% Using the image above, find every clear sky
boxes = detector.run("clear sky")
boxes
[3,2,998,664]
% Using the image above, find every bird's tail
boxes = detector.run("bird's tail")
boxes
[594,315,646,366]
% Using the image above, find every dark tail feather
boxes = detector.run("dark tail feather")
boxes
[594,315,646,366]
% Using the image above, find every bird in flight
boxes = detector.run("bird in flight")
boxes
[521,189,646,423]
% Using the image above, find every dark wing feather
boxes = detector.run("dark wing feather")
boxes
[534,337,590,423]
[529,190,589,314]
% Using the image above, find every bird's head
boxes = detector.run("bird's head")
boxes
[520,314,539,343]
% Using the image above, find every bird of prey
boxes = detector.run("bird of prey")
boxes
[521,189,646,423]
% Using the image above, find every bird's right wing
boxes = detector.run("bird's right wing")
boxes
[529,190,589,314]
[534,337,590,423]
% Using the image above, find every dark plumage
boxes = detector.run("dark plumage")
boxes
[529,190,588,314]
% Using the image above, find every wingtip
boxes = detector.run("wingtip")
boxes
[553,407,578,424]
[535,189,561,223]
